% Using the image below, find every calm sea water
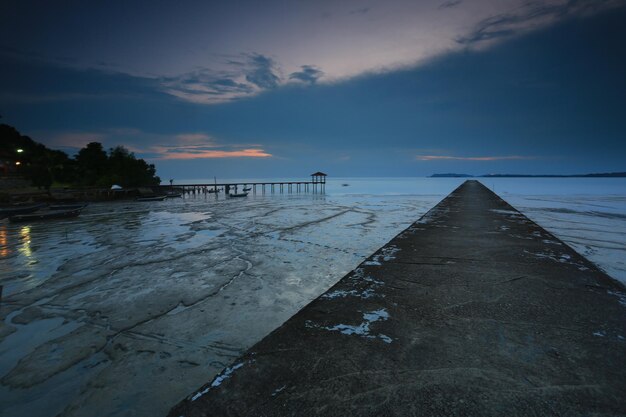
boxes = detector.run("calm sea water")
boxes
[177,176,626,282]
[0,177,624,417]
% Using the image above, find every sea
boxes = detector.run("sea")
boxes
[0,177,625,417]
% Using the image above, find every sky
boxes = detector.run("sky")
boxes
[1,0,625,180]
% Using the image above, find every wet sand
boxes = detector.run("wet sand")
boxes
[0,193,438,417]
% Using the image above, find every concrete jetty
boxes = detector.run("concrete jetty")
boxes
[168,180,626,417]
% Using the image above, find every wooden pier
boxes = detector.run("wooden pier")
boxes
[160,172,327,196]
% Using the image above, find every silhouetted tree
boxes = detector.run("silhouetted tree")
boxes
[0,124,78,188]
[75,142,109,186]
[106,146,160,187]
[1,124,161,188]
[49,149,77,184]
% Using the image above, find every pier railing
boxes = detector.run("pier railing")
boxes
[157,180,325,195]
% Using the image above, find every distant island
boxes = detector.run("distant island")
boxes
[429,173,475,178]
[431,172,626,178]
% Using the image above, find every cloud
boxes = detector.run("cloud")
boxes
[161,53,283,104]
[457,0,623,46]
[289,65,324,84]
[438,0,462,10]
[0,54,166,104]
[134,131,274,160]
[156,1,622,105]
[349,7,371,15]
[153,148,272,160]
[4,0,622,108]
[165,54,322,104]
[161,69,254,104]
[417,155,535,161]
[174,133,215,145]
[150,131,272,159]
[46,131,108,149]
[244,53,281,89]
[0,92,126,104]
[37,127,273,160]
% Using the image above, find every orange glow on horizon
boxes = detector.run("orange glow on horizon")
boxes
[156,148,272,160]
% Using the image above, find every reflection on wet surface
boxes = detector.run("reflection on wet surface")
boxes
[0,227,8,258]
[506,194,626,283]
[0,192,442,417]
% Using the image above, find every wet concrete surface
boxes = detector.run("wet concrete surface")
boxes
[169,180,626,417]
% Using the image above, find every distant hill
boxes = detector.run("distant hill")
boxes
[480,172,626,178]
[430,172,626,178]
[430,173,474,178]
[581,172,626,178]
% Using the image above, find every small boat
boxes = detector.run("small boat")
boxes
[341,184,349,187]
[228,192,249,198]
[242,187,252,192]
[0,203,48,219]
[135,195,167,202]
[9,206,85,223]
[208,188,220,194]
[48,203,88,210]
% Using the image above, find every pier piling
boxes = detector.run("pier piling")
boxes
[161,177,325,196]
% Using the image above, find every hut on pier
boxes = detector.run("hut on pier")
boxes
[310,172,327,185]
[311,171,327,193]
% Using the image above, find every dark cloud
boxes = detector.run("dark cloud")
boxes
[0,54,162,101]
[156,52,285,102]
[349,7,370,15]
[159,54,284,102]
[204,78,252,94]
[438,0,462,10]
[457,0,623,45]
[289,65,324,84]
[162,69,253,97]
[225,59,246,67]
[0,44,76,66]
[244,53,280,89]
[95,60,117,68]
